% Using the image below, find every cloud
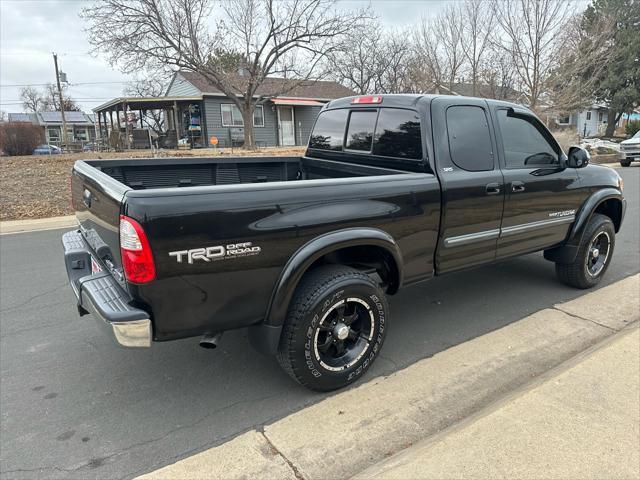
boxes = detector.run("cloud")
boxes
[1,0,134,112]
[0,0,452,113]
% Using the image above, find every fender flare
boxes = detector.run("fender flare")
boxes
[265,227,403,328]
[248,228,403,355]
[545,188,624,263]
[569,188,624,242]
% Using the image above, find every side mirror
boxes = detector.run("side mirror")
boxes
[567,146,590,168]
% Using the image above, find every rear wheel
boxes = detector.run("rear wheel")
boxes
[620,160,632,167]
[555,213,615,289]
[277,265,388,391]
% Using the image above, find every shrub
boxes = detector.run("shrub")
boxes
[0,122,44,156]
[625,120,640,137]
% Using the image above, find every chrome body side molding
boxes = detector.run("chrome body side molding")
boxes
[443,229,500,247]
[444,216,575,247]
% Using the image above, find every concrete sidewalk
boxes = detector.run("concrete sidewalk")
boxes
[356,325,640,480]
[0,215,76,235]
[136,274,639,480]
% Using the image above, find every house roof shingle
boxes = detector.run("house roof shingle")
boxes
[178,71,355,100]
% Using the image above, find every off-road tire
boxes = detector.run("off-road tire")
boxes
[555,213,615,289]
[620,160,632,167]
[276,265,388,391]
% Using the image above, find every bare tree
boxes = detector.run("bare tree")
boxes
[42,84,81,112]
[413,5,465,94]
[20,87,45,113]
[374,30,414,94]
[328,19,382,95]
[438,5,465,91]
[81,0,368,148]
[479,47,518,100]
[413,18,446,93]
[458,0,494,96]
[548,12,616,116]
[492,0,572,111]
[123,77,167,135]
[20,84,80,112]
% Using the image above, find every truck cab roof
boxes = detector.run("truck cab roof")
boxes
[324,93,526,113]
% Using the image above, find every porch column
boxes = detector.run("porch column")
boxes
[124,103,130,150]
[97,113,102,140]
[173,101,179,136]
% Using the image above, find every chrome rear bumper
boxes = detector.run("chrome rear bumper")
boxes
[62,230,152,347]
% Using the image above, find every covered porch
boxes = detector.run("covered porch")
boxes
[93,96,205,150]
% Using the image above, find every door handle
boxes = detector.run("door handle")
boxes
[485,183,501,195]
[511,181,526,193]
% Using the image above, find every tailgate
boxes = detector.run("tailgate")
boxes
[71,160,129,283]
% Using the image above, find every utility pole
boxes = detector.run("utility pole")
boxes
[53,53,68,148]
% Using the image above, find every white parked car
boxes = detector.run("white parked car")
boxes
[619,130,640,167]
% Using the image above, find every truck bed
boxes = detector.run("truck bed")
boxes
[88,156,406,190]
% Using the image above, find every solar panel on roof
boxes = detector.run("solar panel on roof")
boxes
[9,113,31,122]
[65,112,88,122]
[39,111,88,123]
[39,112,62,122]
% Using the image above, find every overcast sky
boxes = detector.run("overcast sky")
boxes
[0,0,583,113]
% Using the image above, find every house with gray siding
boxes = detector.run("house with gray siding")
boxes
[164,71,355,147]
[7,111,96,146]
[556,105,611,137]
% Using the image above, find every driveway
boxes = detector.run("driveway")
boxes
[1,168,638,479]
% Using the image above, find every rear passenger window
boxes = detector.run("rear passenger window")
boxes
[446,106,493,171]
[309,109,349,150]
[373,109,422,159]
[345,110,377,151]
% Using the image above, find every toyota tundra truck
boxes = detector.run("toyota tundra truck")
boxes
[62,94,626,391]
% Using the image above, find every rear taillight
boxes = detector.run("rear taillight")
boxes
[119,215,156,284]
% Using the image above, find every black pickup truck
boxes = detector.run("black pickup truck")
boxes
[63,94,625,391]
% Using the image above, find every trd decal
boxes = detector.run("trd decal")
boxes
[169,242,261,264]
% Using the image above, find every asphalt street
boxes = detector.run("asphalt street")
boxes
[1,166,638,480]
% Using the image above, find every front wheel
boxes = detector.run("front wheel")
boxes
[620,160,632,167]
[555,213,615,289]
[277,265,388,391]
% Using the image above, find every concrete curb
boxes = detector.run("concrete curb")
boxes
[355,325,640,480]
[0,215,77,235]
[135,274,639,480]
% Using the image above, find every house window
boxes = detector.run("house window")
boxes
[598,111,603,122]
[221,104,264,127]
[75,128,88,141]
[557,115,570,124]
[47,127,60,142]
[586,111,592,120]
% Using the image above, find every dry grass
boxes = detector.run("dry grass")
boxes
[0,146,306,221]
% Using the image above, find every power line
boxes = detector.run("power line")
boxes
[1,81,133,88]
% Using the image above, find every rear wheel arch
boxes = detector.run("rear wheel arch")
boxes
[264,228,402,329]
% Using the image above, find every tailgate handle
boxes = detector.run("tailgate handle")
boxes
[82,189,92,208]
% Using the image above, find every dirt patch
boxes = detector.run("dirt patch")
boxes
[0,147,306,221]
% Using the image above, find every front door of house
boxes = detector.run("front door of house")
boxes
[278,107,295,146]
